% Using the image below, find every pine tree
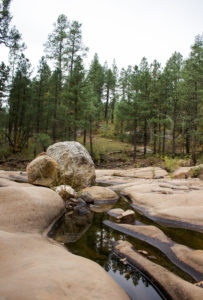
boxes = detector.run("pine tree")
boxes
[7,54,32,152]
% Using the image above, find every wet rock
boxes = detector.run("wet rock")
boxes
[138,250,148,255]
[114,240,203,300]
[80,191,94,203]
[104,221,203,281]
[90,203,114,213]
[26,154,60,187]
[47,141,96,189]
[82,186,119,204]
[108,208,135,223]
[54,184,77,200]
[77,197,87,206]
[74,205,90,216]
[195,281,203,288]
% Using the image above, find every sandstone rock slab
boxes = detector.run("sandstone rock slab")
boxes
[114,240,203,300]
[121,179,203,232]
[0,231,130,300]
[104,221,203,281]
[0,178,65,234]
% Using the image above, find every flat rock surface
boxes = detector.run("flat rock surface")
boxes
[96,168,203,231]
[104,221,203,281]
[0,231,129,300]
[114,240,203,300]
[96,167,168,180]
[0,172,130,300]
[0,170,28,183]
[121,179,203,231]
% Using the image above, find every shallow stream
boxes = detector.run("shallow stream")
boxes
[53,196,203,300]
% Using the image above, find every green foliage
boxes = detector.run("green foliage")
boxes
[33,133,52,152]
[164,156,190,173]
[1,10,203,164]
[190,166,201,178]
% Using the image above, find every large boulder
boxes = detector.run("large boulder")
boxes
[47,141,96,189]
[26,154,59,187]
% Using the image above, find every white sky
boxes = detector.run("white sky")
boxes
[1,0,203,72]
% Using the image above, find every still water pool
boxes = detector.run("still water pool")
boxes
[53,205,164,300]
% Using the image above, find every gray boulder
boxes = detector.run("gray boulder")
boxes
[47,141,96,189]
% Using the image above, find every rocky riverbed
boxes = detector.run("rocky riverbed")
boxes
[0,142,203,300]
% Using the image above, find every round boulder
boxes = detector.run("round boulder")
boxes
[81,186,119,204]
[26,154,59,187]
[47,141,96,189]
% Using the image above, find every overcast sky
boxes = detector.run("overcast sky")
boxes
[1,0,203,72]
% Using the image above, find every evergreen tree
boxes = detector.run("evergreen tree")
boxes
[7,54,32,152]
[182,35,203,164]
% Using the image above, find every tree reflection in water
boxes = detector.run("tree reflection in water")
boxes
[54,206,163,300]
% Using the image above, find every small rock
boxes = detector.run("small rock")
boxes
[138,250,148,255]
[82,186,119,204]
[108,208,135,223]
[148,255,157,260]
[80,192,94,203]
[194,281,203,288]
[77,198,87,206]
[120,257,127,262]
[74,206,90,216]
[55,185,77,200]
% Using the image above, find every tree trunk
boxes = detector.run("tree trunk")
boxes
[158,122,161,154]
[105,87,109,123]
[52,82,58,143]
[185,126,190,155]
[153,123,157,155]
[83,129,86,145]
[133,119,137,160]
[36,80,42,134]
[192,82,198,165]
[144,118,147,157]
[162,123,166,156]
[172,99,177,157]
[89,116,94,159]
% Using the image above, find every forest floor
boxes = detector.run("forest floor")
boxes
[1,134,201,172]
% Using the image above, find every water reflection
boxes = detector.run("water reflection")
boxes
[54,209,163,300]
